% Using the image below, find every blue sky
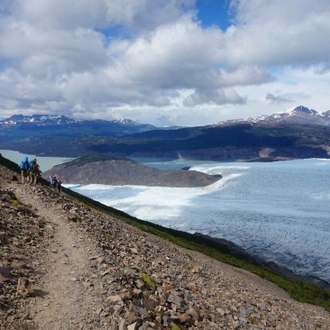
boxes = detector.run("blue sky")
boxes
[196,0,231,29]
[0,0,330,126]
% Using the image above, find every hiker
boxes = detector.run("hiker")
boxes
[18,156,32,184]
[48,176,57,190]
[55,177,62,193]
[48,175,62,192]
[30,159,41,185]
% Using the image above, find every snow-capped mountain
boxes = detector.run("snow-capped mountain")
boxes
[0,114,140,127]
[0,114,157,142]
[218,105,330,126]
[0,114,77,126]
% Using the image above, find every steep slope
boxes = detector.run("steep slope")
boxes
[1,163,330,329]
[42,154,222,187]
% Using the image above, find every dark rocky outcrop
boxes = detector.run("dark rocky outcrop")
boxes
[42,154,222,187]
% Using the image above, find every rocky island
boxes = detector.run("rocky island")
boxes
[42,154,222,187]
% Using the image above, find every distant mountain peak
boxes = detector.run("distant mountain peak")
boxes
[0,114,145,126]
[217,105,330,126]
[2,114,76,125]
[289,105,318,115]
[112,118,138,125]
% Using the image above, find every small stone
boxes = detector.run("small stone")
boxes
[127,322,138,330]
[95,308,103,315]
[216,308,225,316]
[167,293,182,306]
[106,295,123,303]
[127,312,138,324]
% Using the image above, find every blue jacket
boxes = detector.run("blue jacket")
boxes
[18,156,32,170]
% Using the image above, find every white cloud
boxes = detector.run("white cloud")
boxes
[226,0,330,68]
[265,93,292,104]
[13,0,195,31]
[183,88,245,106]
[0,0,329,125]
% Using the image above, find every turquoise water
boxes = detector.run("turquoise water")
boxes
[0,149,75,172]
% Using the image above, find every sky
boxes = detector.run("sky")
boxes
[1,0,330,127]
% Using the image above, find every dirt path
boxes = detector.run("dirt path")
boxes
[12,184,102,330]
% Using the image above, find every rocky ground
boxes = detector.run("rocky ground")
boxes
[1,164,330,330]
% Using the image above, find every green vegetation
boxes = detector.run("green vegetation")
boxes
[10,199,19,206]
[171,325,181,330]
[1,156,330,312]
[100,231,113,241]
[139,273,157,290]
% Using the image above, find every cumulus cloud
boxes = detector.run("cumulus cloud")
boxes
[226,0,330,68]
[265,93,292,103]
[0,0,329,125]
[13,0,195,32]
[183,88,246,106]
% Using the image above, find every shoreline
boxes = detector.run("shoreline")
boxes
[236,156,295,162]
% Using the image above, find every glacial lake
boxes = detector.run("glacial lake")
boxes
[0,149,75,172]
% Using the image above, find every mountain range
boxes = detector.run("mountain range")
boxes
[2,105,330,134]
[1,105,330,161]
[218,105,330,126]
[0,113,157,142]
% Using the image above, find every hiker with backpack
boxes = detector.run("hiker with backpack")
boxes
[48,176,57,190]
[48,175,62,192]
[18,156,32,184]
[55,177,62,193]
[30,159,41,184]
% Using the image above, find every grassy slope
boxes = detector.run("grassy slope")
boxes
[2,155,330,312]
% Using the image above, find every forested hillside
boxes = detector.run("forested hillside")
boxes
[2,123,330,160]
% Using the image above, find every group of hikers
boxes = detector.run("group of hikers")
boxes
[48,175,62,192]
[18,156,41,185]
[18,156,62,192]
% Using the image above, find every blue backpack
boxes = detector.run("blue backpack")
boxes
[21,161,29,171]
